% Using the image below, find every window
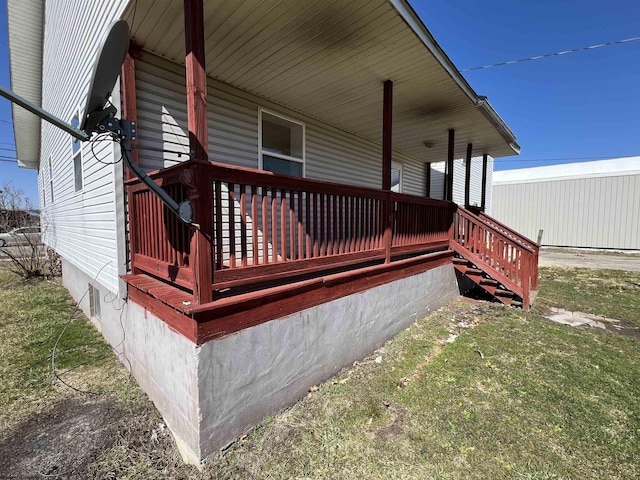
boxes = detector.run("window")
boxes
[71,112,83,192]
[259,110,304,177]
[391,161,403,193]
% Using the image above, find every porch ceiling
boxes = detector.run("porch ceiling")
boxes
[126,0,520,163]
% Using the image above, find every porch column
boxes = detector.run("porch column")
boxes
[446,129,455,202]
[481,153,488,212]
[382,80,393,190]
[121,46,140,274]
[184,0,208,160]
[184,0,213,304]
[464,143,472,207]
[425,162,431,197]
[120,47,139,178]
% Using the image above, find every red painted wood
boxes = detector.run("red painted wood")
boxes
[261,187,268,264]
[251,185,259,266]
[240,184,247,268]
[271,192,277,263]
[481,153,488,212]
[193,250,454,343]
[280,189,287,262]
[464,143,472,207]
[446,129,455,202]
[184,0,208,161]
[214,181,223,270]
[305,191,311,259]
[382,80,393,190]
[228,182,236,268]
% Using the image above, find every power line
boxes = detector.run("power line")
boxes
[0,147,16,152]
[0,119,12,125]
[493,154,640,162]
[461,35,640,72]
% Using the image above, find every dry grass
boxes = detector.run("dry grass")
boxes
[1,267,639,478]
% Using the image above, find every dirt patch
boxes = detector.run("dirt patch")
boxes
[0,397,123,478]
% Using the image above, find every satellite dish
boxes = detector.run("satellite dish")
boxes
[80,19,130,135]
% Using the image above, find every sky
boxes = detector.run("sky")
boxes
[1,0,639,207]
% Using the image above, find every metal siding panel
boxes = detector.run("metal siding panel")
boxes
[40,0,129,293]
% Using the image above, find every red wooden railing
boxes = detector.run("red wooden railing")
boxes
[451,207,537,307]
[127,160,455,305]
[477,211,539,289]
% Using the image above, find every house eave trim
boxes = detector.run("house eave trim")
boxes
[389,0,519,155]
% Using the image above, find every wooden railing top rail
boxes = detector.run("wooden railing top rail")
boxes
[456,207,536,254]
[478,211,539,251]
[126,159,456,208]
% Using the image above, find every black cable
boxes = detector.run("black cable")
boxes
[462,35,640,72]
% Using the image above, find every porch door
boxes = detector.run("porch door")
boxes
[391,161,403,193]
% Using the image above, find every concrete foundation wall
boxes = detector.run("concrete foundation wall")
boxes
[62,257,459,463]
[61,258,202,463]
[196,263,459,457]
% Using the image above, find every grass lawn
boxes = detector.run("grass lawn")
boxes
[0,266,638,478]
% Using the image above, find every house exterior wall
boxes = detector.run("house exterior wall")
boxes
[134,52,493,200]
[429,155,494,213]
[39,0,129,293]
[492,159,640,249]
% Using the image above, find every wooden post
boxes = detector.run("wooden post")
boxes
[184,0,212,304]
[481,153,488,212]
[425,162,431,197]
[464,143,472,207]
[381,80,393,262]
[382,80,393,191]
[184,0,208,161]
[446,129,455,202]
[121,47,139,274]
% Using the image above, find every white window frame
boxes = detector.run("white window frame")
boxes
[71,108,83,193]
[391,161,403,193]
[258,108,306,177]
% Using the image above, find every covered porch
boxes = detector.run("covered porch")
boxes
[119,0,534,344]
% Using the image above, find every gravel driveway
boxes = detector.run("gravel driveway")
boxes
[539,249,640,272]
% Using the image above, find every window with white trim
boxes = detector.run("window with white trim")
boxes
[259,110,304,177]
[391,161,403,193]
[71,112,83,192]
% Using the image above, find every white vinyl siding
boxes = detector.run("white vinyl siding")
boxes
[39,0,129,293]
[428,156,493,210]
[134,52,494,198]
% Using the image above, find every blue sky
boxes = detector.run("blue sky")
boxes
[1,0,640,206]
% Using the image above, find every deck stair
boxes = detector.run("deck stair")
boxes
[452,255,524,307]
[451,207,539,309]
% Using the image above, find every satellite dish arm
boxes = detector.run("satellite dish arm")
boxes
[117,120,193,224]
[0,85,89,142]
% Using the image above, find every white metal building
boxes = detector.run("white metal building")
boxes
[492,157,640,250]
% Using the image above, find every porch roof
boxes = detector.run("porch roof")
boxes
[7,0,521,169]
[125,0,520,164]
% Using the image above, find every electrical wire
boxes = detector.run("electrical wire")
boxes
[50,261,113,396]
[461,35,640,72]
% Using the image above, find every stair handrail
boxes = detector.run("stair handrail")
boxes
[477,211,539,252]
[455,208,536,254]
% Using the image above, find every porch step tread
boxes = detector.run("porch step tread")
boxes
[123,273,194,312]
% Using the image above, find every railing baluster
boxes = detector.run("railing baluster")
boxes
[261,187,268,265]
[305,191,311,259]
[240,184,248,268]
[228,182,236,269]
[251,185,258,266]
[271,189,278,264]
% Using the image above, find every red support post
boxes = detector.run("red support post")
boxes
[464,143,472,207]
[481,153,488,212]
[382,80,393,191]
[446,129,455,202]
[184,0,212,304]
[425,162,431,197]
[121,47,139,273]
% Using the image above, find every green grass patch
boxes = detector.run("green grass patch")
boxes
[1,267,639,478]
[537,267,640,327]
